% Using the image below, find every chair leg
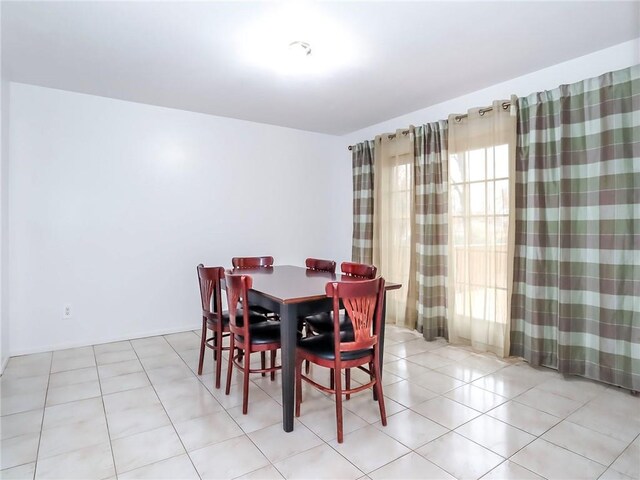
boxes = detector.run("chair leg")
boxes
[329,368,335,390]
[372,359,387,426]
[334,367,344,443]
[303,321,313,375]
[295,357,302,417]
[370,361,378,401]
[270,350,276,381]
[197,319,206,375]
[225,336,235,395]
[242,348,251,415]
[214,329,223,389]
[261,351,266,377]
[345,368,351,400]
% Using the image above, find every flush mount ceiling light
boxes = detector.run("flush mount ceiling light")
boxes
[238,3,357,76]
[288,41,312,59]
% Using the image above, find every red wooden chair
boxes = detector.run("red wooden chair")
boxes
[224,272,281,414]
[341,261,378,279]
[232,256,274,269]
[196,265,266,388]
[305,257,337,273]
[305,261,377,335]
[295,277,387,443]
[300,258,337,373]
[231,256,278,319]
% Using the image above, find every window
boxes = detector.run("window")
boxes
[373,134,414,327]
[447,104,516,357]
[450,145,509,329]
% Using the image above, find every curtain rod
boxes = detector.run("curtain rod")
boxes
[347,100,512,150]
[453,101,511,122]
[386,130,410,141]
[347,129,410,151]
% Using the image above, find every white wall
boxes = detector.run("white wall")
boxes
[1,79,9,371]
[8,84,346,355]
[1,0,11,371]
[343,38,640,144]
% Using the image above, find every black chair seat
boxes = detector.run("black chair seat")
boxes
[206,309,266,328]
[237,321,281,345]
[249,305,279,318]
[305,311,353,334]
[298,331,371,361]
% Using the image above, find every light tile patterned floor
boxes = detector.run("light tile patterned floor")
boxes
[1,325,638,480]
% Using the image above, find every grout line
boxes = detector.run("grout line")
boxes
[167,330,340,478]
[92,342,120,479]
[111,452,192,479]
[4,328,638,480]
[600,431,639,478]
[30,351,53,480]
[355,358,569,478]
[163,330,282,477]
[134,335,203,480]
[479,459,537,480]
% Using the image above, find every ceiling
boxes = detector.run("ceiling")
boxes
[2,1,639,135]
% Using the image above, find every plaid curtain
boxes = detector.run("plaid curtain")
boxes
[511,66,640,390]
[351,141,375,264]
[414,121,449,340]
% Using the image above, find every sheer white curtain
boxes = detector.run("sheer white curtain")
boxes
[447,99,516,357]
[373,129,417,328]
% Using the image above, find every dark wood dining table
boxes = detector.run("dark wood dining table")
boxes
[231,265,401,432]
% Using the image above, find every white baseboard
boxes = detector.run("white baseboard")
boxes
[8,324,201,358]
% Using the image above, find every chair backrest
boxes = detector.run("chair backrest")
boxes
[224,271,252,339]
[326,277,385,357]
[197,264,224,316]
[232,256,274,269]
[341,261,377,279]
[305,258,336,273]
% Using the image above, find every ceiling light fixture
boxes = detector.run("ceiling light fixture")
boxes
[238,3,357,77]
[288,41,312,59]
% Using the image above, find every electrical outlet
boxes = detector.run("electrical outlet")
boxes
[63,304,72,319]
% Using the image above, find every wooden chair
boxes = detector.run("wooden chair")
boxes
[225,271,281,414]
[305,261,377,335]
[196,264,267,388]
[305,257,336,273]
[232,256,275,269]
[231,256,278,318]
[295,277,387,443]
[300,258,337,373]
[341,261,378,279]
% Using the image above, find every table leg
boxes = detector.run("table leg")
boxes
[379,290,387,370]
[279,303,297,432]
[374,291,387,401]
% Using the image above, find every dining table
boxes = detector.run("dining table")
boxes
[231,264,401,432]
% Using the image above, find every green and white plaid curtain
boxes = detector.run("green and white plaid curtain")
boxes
[351,141,375,264]
[414,122,449,340]
[511,65,640,390]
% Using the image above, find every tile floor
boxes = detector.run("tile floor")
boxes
[1,325,638,479]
